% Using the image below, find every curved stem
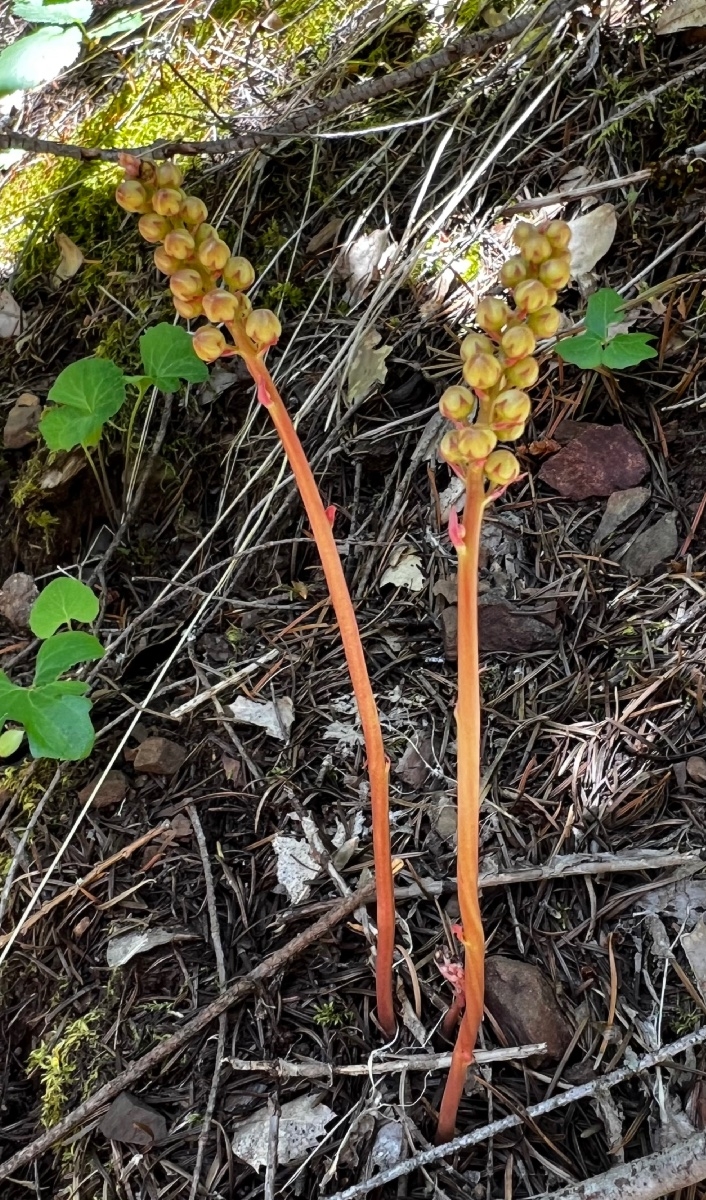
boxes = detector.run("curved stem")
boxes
[234,336,396,1036]
[437,467,486,1141]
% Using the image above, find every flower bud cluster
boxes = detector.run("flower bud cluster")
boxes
[115,155,282,363]
[438,219,571,488]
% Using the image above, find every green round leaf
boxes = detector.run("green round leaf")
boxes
[29,578,99,638]
[0,26,82,96]
[11,0,93,25]
[139,323,209,391]
[0,727,24,757]
[34,631,104,686]
[40,357,126,450]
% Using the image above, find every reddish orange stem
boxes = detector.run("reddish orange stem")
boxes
[437,467,486,1142]
[233,333,396,1036]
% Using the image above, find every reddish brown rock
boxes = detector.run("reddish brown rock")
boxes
[78,770,129,810]
[440,606,458,662]
[133,737,186,776]
[538,425,648,500]
[485,956,573,1061]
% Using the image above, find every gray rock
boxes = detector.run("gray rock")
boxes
[133,737,186,776]
[3,393,41,449]
[99,1092,167,1145]
[593,486,650,545]
[440,605,458,662]
[479,597,559,654]
[621,512,678,576]
[485,956,573,1062]
[0,572,38,628]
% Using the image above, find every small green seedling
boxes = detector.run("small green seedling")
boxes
[39,323,208,451]
[556,288,658,370]
[0,578,104,761]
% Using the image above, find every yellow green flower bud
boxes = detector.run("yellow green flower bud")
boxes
[439,430,465,465]
[153,247,181,275]
[155,161,183,189]
[484,449,520,485]
[439,386,475,422]
[138,213,171,244]
[462,352,503,391]
[197,237,231,271]
[180,195,208,227]
[500,324,536,360]
[538,257,571,290]
[499,255,528,289]
[202,289,240,323]
[118,152,141,179]
[505,356,539,388]
[475,296,510,334]
[152,188,183,217]
[493,388,531,423]
[164,229,196,261]
[223,255,256,291]
[528,306,561,338]
[544,219,571,251]
[169,268,204,301]
[173,296,203,319]
[513,279,550,314]
[460,332,493,360]
[544,288,558,307]
[512,221,535,248]
[495,421,526,442]
[115,180,148,213]
[521,232,553,264]
[194,222,218,246]
[456,425,497,461]
[193,325,227,362]
[245,308,282,347]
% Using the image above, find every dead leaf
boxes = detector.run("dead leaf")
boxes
[657,0,706,33]
[229,695,294,740]
[107,927,178,967]
[259,8,284,29]
[306,216,345,254]
[568,204,617,285]
[232,1095,335,1169]
[347,328,392,405]
[395,736,432,788]
[221,753,242,783]
[273,835,321,904]
[370,1121,405,1171]
[682,919,706,1000]
[396,977,427,1045]
[337,228,394,303]
[52,232,84,286]
[592,1090,625,1159]
[687,756,706,783]
[0,289,22,338]
[380,547,425,592]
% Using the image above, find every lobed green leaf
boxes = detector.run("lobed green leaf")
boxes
[555,333,604,369]
[139,323,209,392]
[40,357,126,450]
[29,578,99,638]
[34,631,104,686]
[584,288,624,339]
[601,333,658,370]
[0,672,95,760]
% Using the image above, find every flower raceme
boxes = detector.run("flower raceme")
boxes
[115,153,280,367]
[438,218,572,490]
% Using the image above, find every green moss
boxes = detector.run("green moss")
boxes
[262,279,305,310]
[11,455,45,509]
[27,1014,101,1127]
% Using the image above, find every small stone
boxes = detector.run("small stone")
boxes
[441,606,458,661]
[479,598,558,655]
[432,795,457,843]
[687,757,706,784]
[485,956,573,1061]
[538,425,648,500]
[3,394,40,449]
[78,770,129,810]
[0,572,38,629]
[620,512,678,576]
[593,486,650,545]
[133,737,186,776]
[99,1091,167,1146]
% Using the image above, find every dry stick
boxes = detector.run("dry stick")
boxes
[545,1132,706,1200]
[228,329,395,1037]
[0,0,580,163]
[326,1024,706,1200]
[0,882,376,1183]
[436,468,486,1144]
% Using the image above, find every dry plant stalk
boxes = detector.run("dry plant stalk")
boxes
[115,157,396,1035]
[436,219,572,1140]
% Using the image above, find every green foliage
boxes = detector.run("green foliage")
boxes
[313,999,352,1028]
[27,1014,100,1127]
[39,323,207,452]
[0,579,104,761]
[556,288,657,371]
[0,24,81,95]
[12,0,92,24]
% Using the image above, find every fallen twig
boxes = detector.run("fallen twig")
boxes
[0,882,376,1182]
[0,0,579,163]
[223,1042,546,1080]
[326,1025,706,1200]
[547,1131,706,1200]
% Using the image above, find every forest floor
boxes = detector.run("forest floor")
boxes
[2,0,706,1196]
